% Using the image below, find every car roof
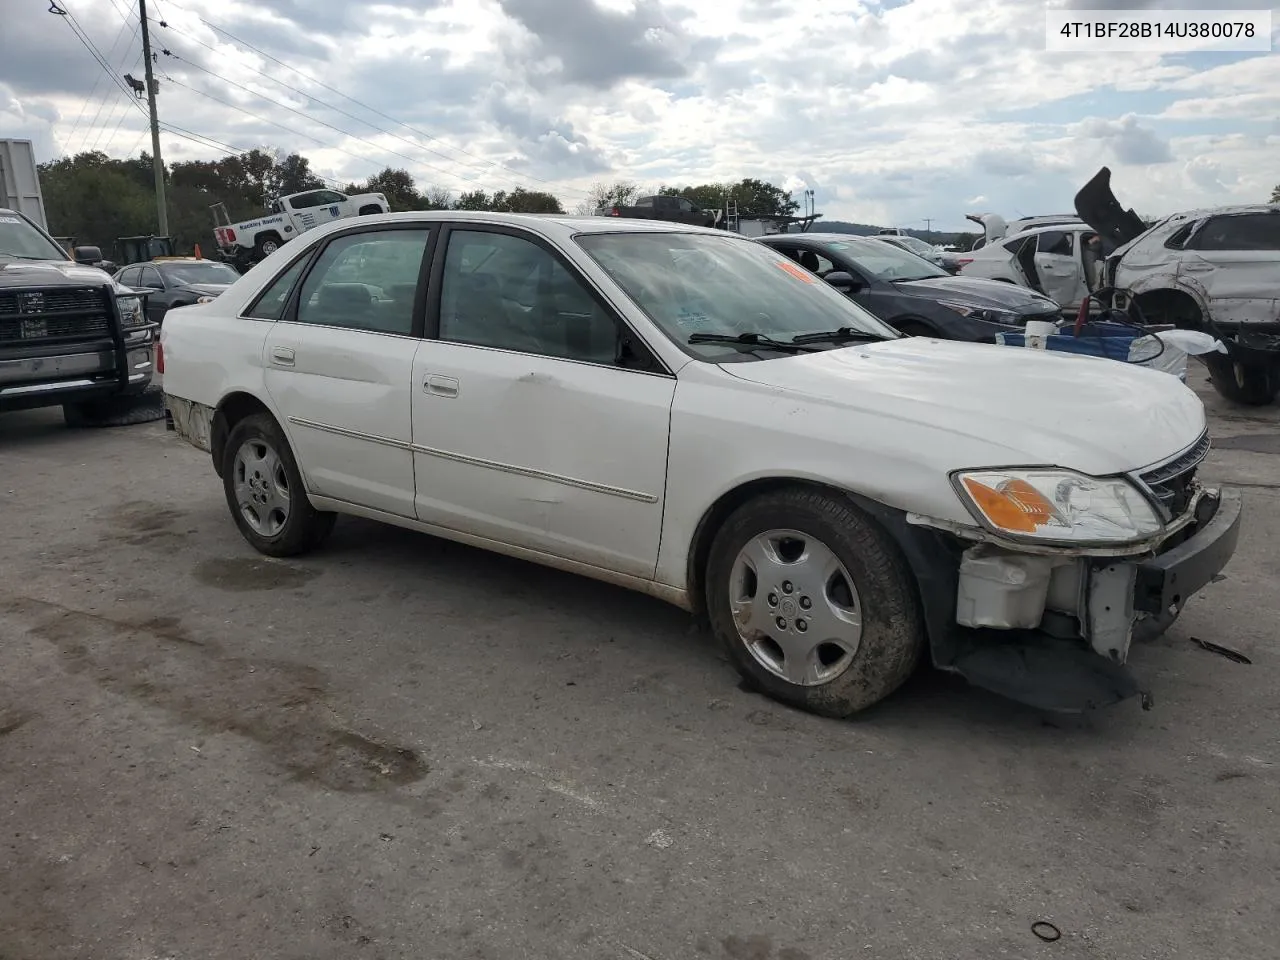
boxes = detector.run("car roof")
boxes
[300,209,732,243]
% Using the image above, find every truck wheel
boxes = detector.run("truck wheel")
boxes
[253,234,283,260]
[221,413,336,557]
[63,384,166,428]
[705,487,925,718]
[1203,355,1278,406]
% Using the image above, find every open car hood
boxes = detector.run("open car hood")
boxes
[1073,167,1148,256]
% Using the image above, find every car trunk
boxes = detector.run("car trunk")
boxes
[1073,167,1148,257]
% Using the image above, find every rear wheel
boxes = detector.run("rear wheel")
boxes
[1203,354,1278,406]
[253,233,283,260]
[221,413,335,557]
[705,488,925,718]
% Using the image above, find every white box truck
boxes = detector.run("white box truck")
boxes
[0,139,49,231]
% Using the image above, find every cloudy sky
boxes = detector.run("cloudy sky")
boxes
[1,0,1276,229]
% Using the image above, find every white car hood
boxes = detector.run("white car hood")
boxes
[720,337,1206,477]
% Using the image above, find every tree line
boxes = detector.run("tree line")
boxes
[36,147,808,257]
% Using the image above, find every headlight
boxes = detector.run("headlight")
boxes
[116,294,146,328]
[952,468,1162,544]
[936,299,1019,326]
[196,295,217,304]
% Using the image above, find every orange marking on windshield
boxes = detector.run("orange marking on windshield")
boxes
[776,260,816,283]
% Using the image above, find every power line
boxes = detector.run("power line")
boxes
[157,57,491,193]
[88,18,145,153]
[52,5,150,130]
[157,25,544,194]
[151,1,587,197]
[62,3,136,152]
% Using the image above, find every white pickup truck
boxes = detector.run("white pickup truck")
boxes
[212,188,390,268]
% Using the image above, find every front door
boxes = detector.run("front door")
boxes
[409,225,676,579]
[260,225,432,517]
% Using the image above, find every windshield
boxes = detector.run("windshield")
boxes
[892,236,936,255]
[574,232,899,360]
[823,238,948,281]
[0,213,70,261]
[162,262,241,285]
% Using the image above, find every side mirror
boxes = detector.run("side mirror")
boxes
[823,271,861,292]
[72,245,103,264]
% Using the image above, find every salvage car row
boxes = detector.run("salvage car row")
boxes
[157,209,1242,721]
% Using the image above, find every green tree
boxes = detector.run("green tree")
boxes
[350,167,422,210]
[583,180,640,212]
[453,189,493,211]
[1271,183,1279,203]
[656,179,798,216]
[491,187,564,214]
[269,153,325,198]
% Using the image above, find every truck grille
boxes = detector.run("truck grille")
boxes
[1137,432,1211,519]
[0,286,112,344]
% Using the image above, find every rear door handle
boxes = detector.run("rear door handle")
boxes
[270,346,295,366]
[424,374,459,398]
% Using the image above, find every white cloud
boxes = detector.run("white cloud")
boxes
[4,0,1277,228]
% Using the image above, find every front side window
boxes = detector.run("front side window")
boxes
[295,230,429,335]
[315,191,347,205]
[575,232,899,361]
[288,192,325,210]
[139,266,164,289]
[439,230,620,364]
[1195,213,1280,252]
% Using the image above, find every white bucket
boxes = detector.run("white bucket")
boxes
[1023,319,1057,350]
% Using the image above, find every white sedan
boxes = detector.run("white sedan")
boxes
[160,212,1240,718]
[957,222,1102,311]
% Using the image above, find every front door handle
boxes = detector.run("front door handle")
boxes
[270,346,295,366]
[424,374,459,398]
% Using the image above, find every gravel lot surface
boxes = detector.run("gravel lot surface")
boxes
[2,367,1277,960]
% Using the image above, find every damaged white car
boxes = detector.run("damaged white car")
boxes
[957,220,1103,313]
[1074,166,1280,406]
[160,212,1242,719]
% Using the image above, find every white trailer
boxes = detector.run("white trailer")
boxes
[0,138,48,230]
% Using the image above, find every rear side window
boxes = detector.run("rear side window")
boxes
[244,255,309,321]
[1194,214,1280,252]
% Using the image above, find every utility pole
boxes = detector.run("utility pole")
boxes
[921,217,933,237]
[138,0,168,235]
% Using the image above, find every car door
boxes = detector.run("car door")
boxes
[410,224,676,579]
[1032,229,1084,308]
[1181,213,1280,323]
[138,265,171,324]
[258,224,433,517]
[283,192,330,235]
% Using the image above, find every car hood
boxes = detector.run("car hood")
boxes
[719,337,1205,477]
[1073,166,1148,255]
[0,258,115,289]
[892,276,1060,313]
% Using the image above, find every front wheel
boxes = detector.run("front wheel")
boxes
[1203,354,1278,406]
[221,413,335,557]
[253,234,282,260]
[705,488,925,718]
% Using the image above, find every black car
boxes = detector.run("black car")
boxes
[757,233,1062,341]
[113,257,240,325]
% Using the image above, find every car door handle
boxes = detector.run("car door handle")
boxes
[424,374,459,398]
[270,346,295,366]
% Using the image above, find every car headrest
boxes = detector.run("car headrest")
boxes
[317,283,373,309]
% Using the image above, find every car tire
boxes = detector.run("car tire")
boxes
[1203,355,1278,406]
[63,383,166,428]
[705,487,925,718]
[253,234,283,260]
[221,413,336,557]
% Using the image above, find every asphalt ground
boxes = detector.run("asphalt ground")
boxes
[1,365,1277,960]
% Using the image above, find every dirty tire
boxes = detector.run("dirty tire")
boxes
[221,413,336,557]
[1132,601,1184,643]
[1203,355,1277,406]
[705,488,925,718]
[63,383,166,428]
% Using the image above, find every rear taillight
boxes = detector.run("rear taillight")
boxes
[956,258,973,267]
[610,206,620,216]
[155,340,164,374]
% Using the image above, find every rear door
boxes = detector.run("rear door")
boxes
[259,224,433,517]
[1032,229,1085,308]
[1181,213,1280,324]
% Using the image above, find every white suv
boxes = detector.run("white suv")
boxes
[160,211,1241,719]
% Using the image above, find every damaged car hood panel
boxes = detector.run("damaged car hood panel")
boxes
[720,338,1206,478]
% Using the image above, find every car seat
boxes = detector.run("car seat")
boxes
[797,250,821,273]
[315,283,374,328]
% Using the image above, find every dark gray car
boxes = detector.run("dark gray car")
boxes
[758,233,1062,341]
[113,258,239,325]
